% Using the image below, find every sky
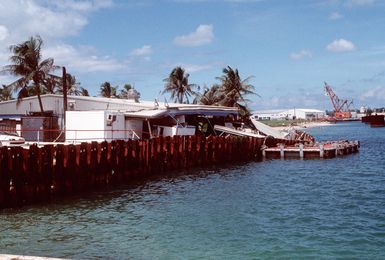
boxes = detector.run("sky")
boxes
[1,0,385,111]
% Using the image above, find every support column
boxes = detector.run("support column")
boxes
[319,144,324,158]
[299,143,304,159]
[279,144,284,159]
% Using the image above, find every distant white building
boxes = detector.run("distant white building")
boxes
[253,108,325,120]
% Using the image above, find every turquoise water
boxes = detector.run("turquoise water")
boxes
[1,122,385,259]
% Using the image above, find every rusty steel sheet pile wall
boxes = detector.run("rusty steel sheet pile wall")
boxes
[0,136,263,209]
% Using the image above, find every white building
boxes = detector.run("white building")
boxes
[0,94,239,142]
[253,108,325,120]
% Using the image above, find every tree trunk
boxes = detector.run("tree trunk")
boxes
[35,83,44,113]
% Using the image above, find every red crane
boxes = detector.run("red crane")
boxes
[324,82,353,119]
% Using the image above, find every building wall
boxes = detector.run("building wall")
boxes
[66,110,136,143]
[66,111,106,142]
[253,109,325,120]
[0,95,154,116]
[125,119,143,140]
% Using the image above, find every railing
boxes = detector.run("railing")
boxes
[18,129,141,143]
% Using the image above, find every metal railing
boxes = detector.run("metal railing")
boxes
[19,128,141,144]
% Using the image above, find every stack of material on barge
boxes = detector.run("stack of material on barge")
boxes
[215,115,360,160]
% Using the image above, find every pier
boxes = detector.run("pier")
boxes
[262,140,360,159]
[0,135,262,209]
[0,133,361,209]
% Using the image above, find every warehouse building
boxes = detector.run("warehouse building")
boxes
[253,108,325,120]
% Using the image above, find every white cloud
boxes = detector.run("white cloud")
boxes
[224,0,264,2]
[0,25,9,41]
[290,50,313,60]
[329,12,343,20]
[166,62,221,73]
[360,86,385,100]
[44,44,125,73]
[0,0,119,78]
[326,39,356,52]
[0,0,90,42]
[0,0,113,44]
[175,0,263,2]
[130,45,153,56]
[254,91,328,110]
[174,24,214,47]
[270,96,281,107]
[180,63,215,73]
[346,0,375,6]
[49,0,113,12]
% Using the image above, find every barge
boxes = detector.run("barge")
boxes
[262,140,360,159]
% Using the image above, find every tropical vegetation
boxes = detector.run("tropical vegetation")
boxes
[194,66,257,114]
[216,66,256,107]
[0,35,60,112]
[163,66,199,104]
[99,82,117,98]
[0,84,13,101]
[0,36,91,106]
[119,84,133,98]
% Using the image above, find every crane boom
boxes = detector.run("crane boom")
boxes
[324,82,353,119]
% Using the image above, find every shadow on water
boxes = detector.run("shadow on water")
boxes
[1,159,256,214]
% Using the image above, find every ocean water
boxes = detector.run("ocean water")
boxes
[1,122,385,259]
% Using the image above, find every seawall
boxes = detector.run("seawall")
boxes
[0,135,263,209]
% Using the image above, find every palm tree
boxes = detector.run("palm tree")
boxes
[198,84,222,105]
[55,73,83,96]
[99,82,117,98]
[42,76,60,94]
[16,84,37,100]
[1,35,60,112]
[216,66,257,109]
[119,83,133,98]
[79,87,89,96]
[0,84,13,101]
[163,66,199,104]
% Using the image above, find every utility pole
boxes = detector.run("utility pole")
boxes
[63,67,68,130]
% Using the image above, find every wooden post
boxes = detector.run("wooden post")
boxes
[62,67,68,136]
[196,136,201,166]
[186,136,192,168]
[53,144,67,195]
[79,142,89,190]
[211,136,217,163]
[27,144,39,204]
[99,141,109,185]
[90,142,98,186]
[280,144,285,159]
[116,140,125,179]
[40,145,53,200]
[333,143,338,157]
[299,143,304,159]
[0,147,10,208]
[319,144,324,158]
[109,141,118,184]
[11,147,24,206]
[67,144,77,193]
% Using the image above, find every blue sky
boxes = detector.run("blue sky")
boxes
[1,0,385,110]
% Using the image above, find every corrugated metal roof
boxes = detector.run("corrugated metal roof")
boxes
[0,94,240,117]
[124,106,239,119]
[124,109,168,118]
